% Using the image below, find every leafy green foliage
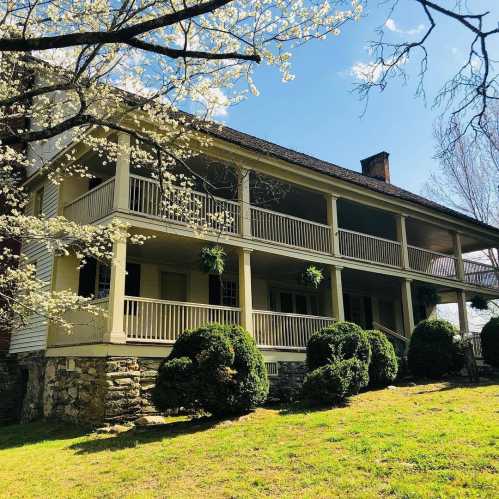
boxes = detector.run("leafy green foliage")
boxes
[306,321,370,372]
[470,295,489,311]
[365,330,398,388]
[302,265,324,288]
[415,286,440,307]
[302,358,369,404]
[199,245,226,275]
[407,319,457,378]
[153,324,269,417]
[480,317,499,367]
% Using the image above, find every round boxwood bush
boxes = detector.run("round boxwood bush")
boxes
[450,335,466,373]
[306,321,371,371]
[365,330,398,388]
[302,357,369,404]
[481,317,499,367]
[152,324,269,417]
[407,319,457,378]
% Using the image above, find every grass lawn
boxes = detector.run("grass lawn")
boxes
[0,381,498,498]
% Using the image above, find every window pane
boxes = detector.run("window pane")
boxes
[97,264,111,298]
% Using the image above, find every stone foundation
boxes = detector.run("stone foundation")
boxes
[3,354,307,425]
[269,361,307,402]
[43,357,161,424]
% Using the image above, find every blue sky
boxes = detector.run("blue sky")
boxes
[222,1,498,197]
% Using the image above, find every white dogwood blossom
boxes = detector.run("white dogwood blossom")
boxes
[0,0,363,332]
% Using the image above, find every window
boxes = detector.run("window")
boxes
[78,258,97,297]
[33,186,44,216]
[96,264,111,298]
[209,275,238,307]
[222,279,237,307]
[272,289,320,315]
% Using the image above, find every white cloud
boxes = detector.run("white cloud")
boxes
[350,55,407,83]
[385,18,425,36]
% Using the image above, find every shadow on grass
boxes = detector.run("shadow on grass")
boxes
[69,416,221,454]
[277,399,350,416]
[0,420,91,450]
[412,377,498,395]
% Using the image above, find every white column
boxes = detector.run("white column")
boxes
[113,132,130,211]
[330,265,344,321]
[401,278,414,338]
[396,214,410,270]
[326,194,340,256]
[453,231,465,281]
[238,247,253,333]
[105,236,127,343]
[238,167,251,238]
[457,289,469,337]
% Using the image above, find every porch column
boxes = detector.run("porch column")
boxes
[457,289,469,337]
[400,278,414,338]
[238,167,251,238]
[238,247,253,333]
[453,231,465,281]
[113,132,130,211]
[105,236,127,343]
[330,265,344,321]
[396,213,410,270]
[326,194,340,257]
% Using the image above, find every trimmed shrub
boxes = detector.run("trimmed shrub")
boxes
[407,319,457,378]
[365,330,398,388]
[481,317,499,367]
[306,321,371,371]
[302,358,369,404]
[152,324,269,417]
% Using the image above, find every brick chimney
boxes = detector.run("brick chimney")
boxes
[360,151,390,183]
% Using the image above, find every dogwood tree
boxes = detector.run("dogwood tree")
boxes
[0,0,363,331]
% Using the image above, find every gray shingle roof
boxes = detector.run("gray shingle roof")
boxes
[203,122,499,236]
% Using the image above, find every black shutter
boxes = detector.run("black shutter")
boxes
[343,293,351,322]
[78,258,97,297]
[364,296,373,329]
[209,275,221,305]
[125,263,141,296]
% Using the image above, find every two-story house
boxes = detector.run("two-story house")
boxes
[8,111,499,424]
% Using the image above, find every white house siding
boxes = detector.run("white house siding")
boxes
[9,181,59,353]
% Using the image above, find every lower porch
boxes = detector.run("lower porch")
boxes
[48,233,473,353]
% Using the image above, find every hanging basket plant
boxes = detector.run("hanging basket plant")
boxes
[200,245,226,275]
[470,295,489,311]
[302,265,324,289]
[416,286,440,307]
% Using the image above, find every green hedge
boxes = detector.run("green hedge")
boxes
[306,321,370,371]
[407,319,457,378]
[365,330,398,387]
[302,358,369,404]
[481,317,499,367]
[152,324,269,417]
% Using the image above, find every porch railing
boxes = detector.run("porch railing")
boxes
[124,297,240,343]
[64,178,115,224]
[466,331,483,359]
[408,245,457,279]
[463,260,499,290]
[129,174,240,234]
[251,206,332,254]
[253,310,334,349]
[339,228,402,267]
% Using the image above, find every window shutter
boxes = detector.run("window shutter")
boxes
[125,263,141,297]
[209,275,221,305]
[78,258,97,297]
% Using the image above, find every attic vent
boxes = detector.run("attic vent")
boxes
[265,362,279,377]
[361,151,390,183]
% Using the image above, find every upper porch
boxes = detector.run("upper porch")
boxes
[59,134,499,295]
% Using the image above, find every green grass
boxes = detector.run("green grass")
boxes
[0,381,498,498]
